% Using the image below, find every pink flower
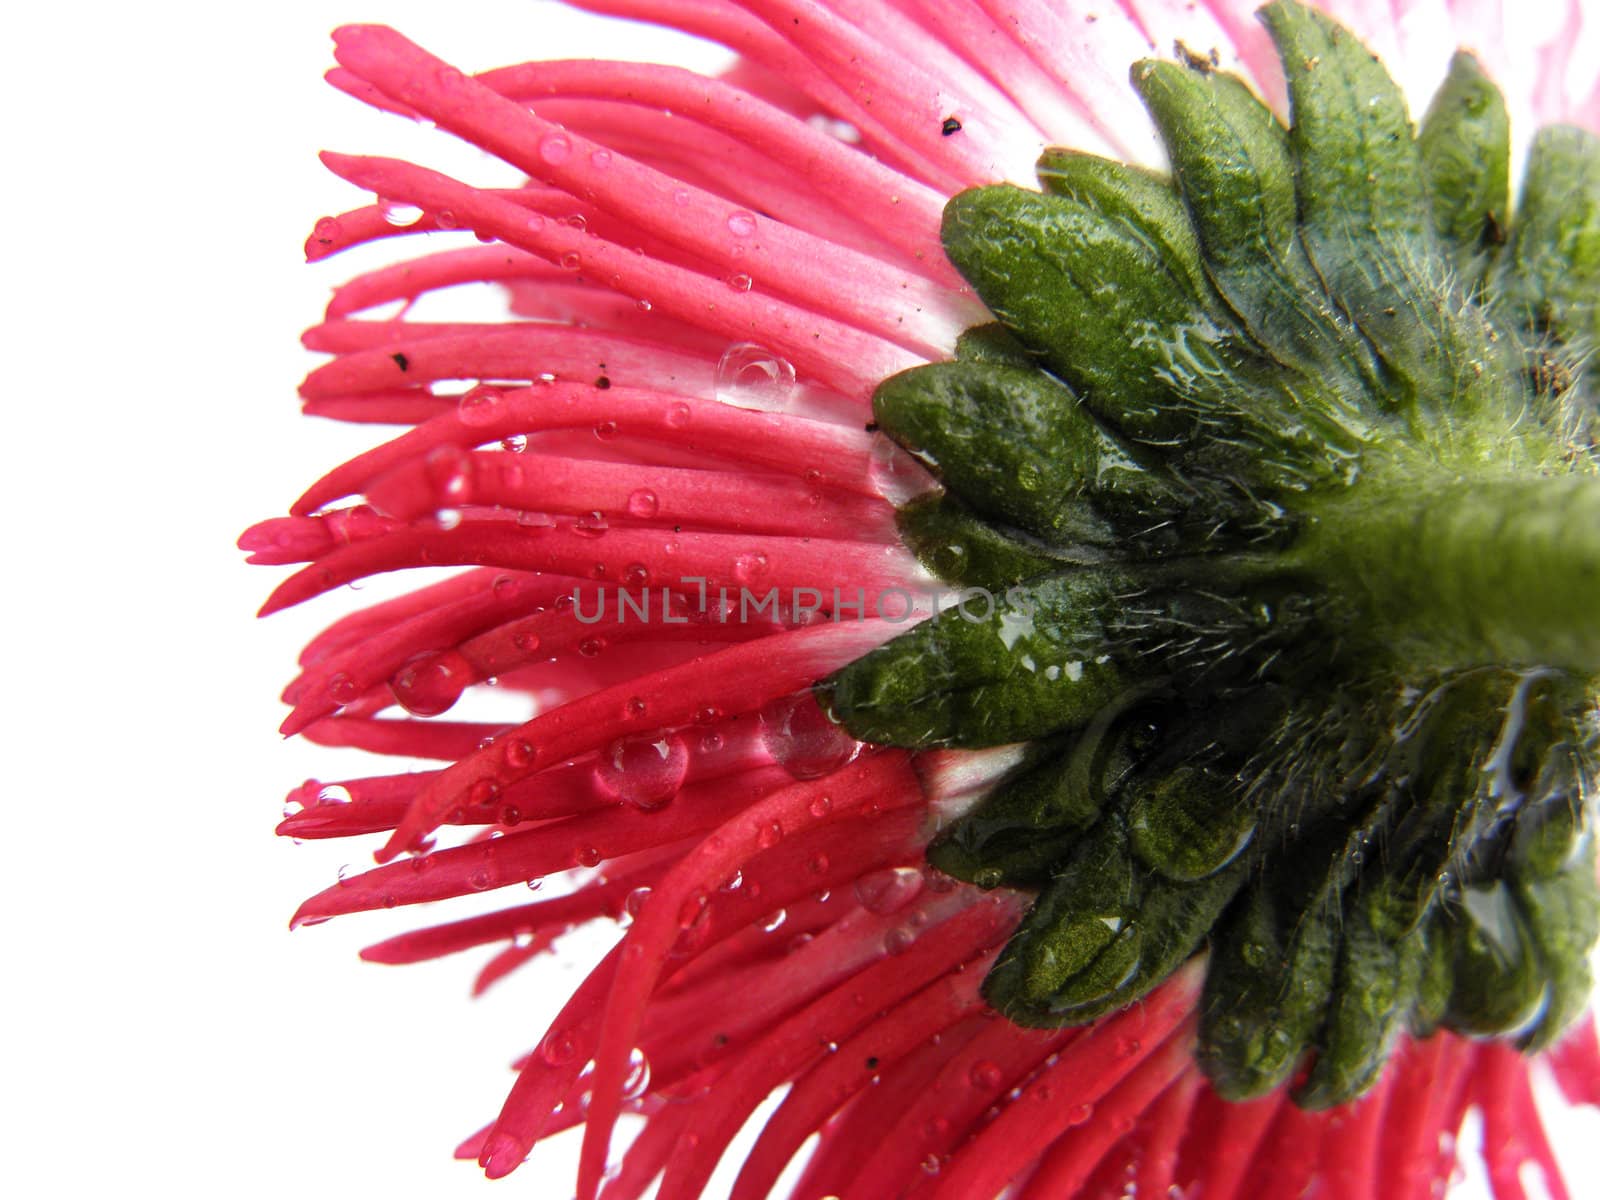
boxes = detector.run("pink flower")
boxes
[248,1,1600,1197]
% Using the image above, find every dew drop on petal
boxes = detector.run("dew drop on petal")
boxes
[574,844,603,868]
[854,867,924,916]
[388,649,471,716]
[970,1060,1004,1091]
[727,273,753,293]
[622,1048,651,1101]
[666,401,691,428]
[624,886,652,919]
[574,511,609,538]
[761,908,787,933]
[328,672,360,704]
[626,489,660,519]
[503,739,537,770]
[727,209,757,238]
[560,251,582,271]
[590,149,613,171]
[760,693,858,779]
[716,343,797,412]
[458,384,506,427]
[434,209,459,230]
[596,733,689,811]
[540,1028,577,1067]
[380,199,423,226]
[540,133,572,164]
[425,445,473,503]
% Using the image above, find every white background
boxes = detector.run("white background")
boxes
[4,2,1597,1197]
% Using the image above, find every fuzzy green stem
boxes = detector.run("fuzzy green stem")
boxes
[1294,472,1600,674]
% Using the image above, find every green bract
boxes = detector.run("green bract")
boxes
[820,0,1600,1109]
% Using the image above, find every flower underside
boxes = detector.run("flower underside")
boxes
[825,0,1600,1109]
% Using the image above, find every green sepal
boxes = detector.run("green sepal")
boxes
[895,492,1082,589]
[874,361,1140,544]
[820,570,1131,748]
[1507,750,1586,879]
[1442,881,1548,1037]
[954,321,1036,369]
[1035,148,1213,303]
[1410,912,1456,1037]
[926,739,1103,889]
[1127,764,1256,882]
[984,816,1248,1024]
[1129,56,1369,391]
[1294,877,1426,1109]
[1511,841,1599,1051]
[1199,868,1339,1099]
[1496,124,1600,346]
[1417,51,1511,282]
[941,183,1230,445]
[1262,0,1515,421]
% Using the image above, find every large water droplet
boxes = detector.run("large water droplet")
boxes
[380,199,424,226]
[716,343,797,412]
[540,133,572,164]
[596,733,689,810]
[727,210,758,238]
[388,649,471,716]
[760,693,858,779]
[626,489,660,519]
[458,384,506,427]
[854,867,924,916]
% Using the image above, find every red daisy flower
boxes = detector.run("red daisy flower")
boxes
[248,1,1600,1196]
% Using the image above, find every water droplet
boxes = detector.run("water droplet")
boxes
[715,343,797,412]
[970,1060,1004,1091]
[884,926,917,955]
[808,853,831,875]
[622,562,650,587]
[677,892,709,930]
[635,298,653,312]
[854,867,924,916]
[624,886,652,920]
[762,908,788,933]
[388,649,471,716]
[733,551,769,583]
[504,739,537,770]
[540,133,573,164]
[469,779,500,806]
[589,148,613,171]
[574,511,609,538]
[574,844,603,868]
[1064,1103,1093,1127]
[425,444,472,502]
[540,1028,577,1066]
[513,631,542,655]
[755,820,784,850]
[578,636,605,658]
[626,489,659,519]
[468,867,493,891]
[328,672,360,704]
[727,272,753,292]
[920,1154,942,1176]
[560,251,582,271]
[666,401,691,428]
[809,795,833,819]
[622,1047,651,1101]
[596,733,689,810]
[760,694,857,779]
[380,199,423,226]
[434,209,459,230]
[458,384,506,427]
[727,209,758,238]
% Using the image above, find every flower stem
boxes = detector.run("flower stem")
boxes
[1295,470,1600,674]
